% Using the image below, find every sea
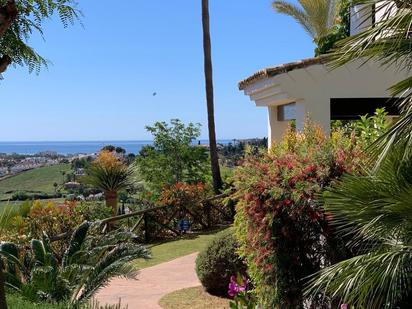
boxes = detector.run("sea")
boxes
[0,140,233,156]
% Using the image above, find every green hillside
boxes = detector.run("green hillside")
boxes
[0,164,71,200]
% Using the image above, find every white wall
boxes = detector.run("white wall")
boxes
[243,59,409,146]
[350,4,373,36]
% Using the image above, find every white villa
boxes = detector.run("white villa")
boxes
[239,2,408,147]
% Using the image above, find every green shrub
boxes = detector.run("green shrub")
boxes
[195,229,246,296]
[233,122,366,308]
[76,201,113,221]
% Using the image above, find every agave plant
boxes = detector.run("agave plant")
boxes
[0,222,150,305]
[305,146,412,308]
[85,151,134,214]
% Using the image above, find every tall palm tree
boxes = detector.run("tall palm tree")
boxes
[328,0,412,164]
[272,0,339,42]
[201,0,222,194]
[305,146,412,307]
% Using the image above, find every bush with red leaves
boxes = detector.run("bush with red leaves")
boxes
[233,123,365,308]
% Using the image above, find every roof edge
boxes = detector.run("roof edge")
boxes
[238,55,329,90]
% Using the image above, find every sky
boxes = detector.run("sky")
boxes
[0,0,315,141]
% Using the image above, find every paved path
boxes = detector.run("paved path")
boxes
[95,252,200,309]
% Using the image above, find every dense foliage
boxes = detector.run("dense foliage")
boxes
[218,138,267,168]
[196,229,247,296]
[1,222,149,305]
[315,0,350,55]
[21,200,84,255]
[233,123,365,308]
[135,119,210,195]
[332,107,390,146]
[305,146,412,308]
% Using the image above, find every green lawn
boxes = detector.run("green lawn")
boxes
[159,286,230,309]
[0,164,71,200]
[132,227,230,270]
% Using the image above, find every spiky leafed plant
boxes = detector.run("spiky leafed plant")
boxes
[1,222,150,305]
[0,0,81,75]
[272,0,339,42]
[327,0,412,165]
[305,146,412,308]
[85,151,133,214]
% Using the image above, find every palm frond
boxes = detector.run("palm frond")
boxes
[306,146,412,306]
[76,243,149,302]
[326,0,412,164]
[273,1,316,38]
[305,248,412,308]
[273,0,338,40]
[62,221,90,267]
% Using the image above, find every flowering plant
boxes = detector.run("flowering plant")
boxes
[228,274,259,309]
[234,122,366,308]
[158,182,213,228]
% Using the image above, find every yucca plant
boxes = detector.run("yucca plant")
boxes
[85,151,133,214]
[1,222,150,306]
[305,146,412,308]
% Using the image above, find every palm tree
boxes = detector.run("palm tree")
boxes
[327,0,412,164]
[305,146,412,307]
[201,0,222,194]
[85,151,133,214]
[0,222,149,305]
[272,0,339,42]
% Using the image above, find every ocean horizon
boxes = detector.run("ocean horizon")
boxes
[0,140,234,155]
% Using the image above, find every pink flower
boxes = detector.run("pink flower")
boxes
[340,304,349,309]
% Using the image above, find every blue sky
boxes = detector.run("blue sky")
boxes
[0,0,314,141]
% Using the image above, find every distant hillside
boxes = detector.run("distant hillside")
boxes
[0,164,71,200]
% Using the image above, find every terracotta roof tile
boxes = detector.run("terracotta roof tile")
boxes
[238,55,329,90]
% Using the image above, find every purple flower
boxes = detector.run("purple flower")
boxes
[340,304,349,309]
[228,275,248,298]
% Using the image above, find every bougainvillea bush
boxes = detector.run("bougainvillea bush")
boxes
[233,123,366,308]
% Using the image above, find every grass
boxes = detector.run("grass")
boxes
[7,294,68,309]
[159,286,230,309]
[132,227,230,270]
[7,294,127,309]
[0,164,71,200]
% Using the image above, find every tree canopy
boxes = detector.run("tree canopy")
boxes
[0,0,81,76]
[135,119,210,195]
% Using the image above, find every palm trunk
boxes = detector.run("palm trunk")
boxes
[201,0,222,194]
[0,266,7,309]
[0,0,17,74]
[105,191,118,215]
